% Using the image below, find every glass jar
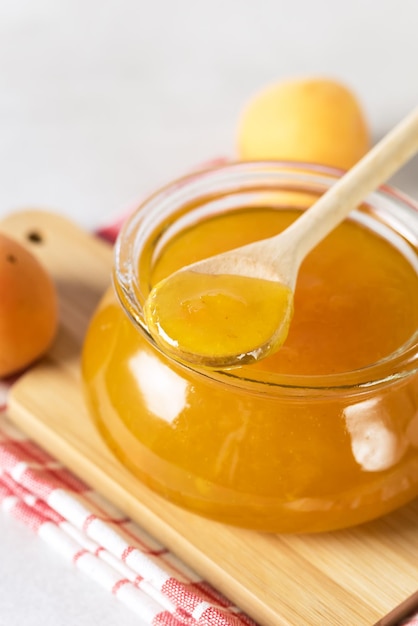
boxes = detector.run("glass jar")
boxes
[82,161,418,533]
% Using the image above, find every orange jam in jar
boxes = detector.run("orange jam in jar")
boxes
[82,162,418,533]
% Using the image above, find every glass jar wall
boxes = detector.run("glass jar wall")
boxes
[82,162,418,533]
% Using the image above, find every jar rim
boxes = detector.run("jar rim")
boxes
[113,160,418,395]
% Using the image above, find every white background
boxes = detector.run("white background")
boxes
[0,1,417,624]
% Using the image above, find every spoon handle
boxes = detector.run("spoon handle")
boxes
[283,106,418,264]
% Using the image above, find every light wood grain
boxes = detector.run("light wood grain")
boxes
[3,209,418,626]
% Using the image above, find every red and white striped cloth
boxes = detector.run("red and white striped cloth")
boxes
[0,380,256,626]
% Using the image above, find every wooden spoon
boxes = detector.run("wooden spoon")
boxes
[144,106,418,369]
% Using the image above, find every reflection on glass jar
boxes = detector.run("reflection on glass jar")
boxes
[82,162,418,533]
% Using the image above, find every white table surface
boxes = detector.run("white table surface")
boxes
[0,1,417,624]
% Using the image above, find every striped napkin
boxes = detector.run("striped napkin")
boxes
[0,380,255,626]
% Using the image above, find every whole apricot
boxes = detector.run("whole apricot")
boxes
[237,77,371,170]
[0,232,58,378]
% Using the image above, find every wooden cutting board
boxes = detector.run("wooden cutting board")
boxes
[3,209,418,626]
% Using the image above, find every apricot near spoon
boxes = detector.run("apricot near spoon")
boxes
[144,106,418,369]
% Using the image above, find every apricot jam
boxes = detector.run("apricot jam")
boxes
[144,270,294,367]
[82,162,418,533]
